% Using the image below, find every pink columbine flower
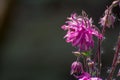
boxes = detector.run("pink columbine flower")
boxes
[99,13,115,28]
[61,12,102,51]
[99,9,115,28]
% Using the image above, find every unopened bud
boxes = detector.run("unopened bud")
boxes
[72,51,81,57]
[71,61,83,75]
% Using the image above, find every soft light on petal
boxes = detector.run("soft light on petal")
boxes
[61,12,102,51]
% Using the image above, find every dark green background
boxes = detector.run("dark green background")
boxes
[0,0,120,80]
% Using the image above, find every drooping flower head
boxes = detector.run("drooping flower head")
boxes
[99,0,120,28]
[71,61,83,75]
[99,8,115,28]
[61,11,102,51]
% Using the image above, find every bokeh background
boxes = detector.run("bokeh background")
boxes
[0,0,120,80]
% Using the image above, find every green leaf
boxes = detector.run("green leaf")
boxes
[82,51,91,56]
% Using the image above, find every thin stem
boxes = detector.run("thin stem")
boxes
[77,56,80,62]
[107,37,120,80]
[95,25,106,77]
[83,56,88,72]
[97,39,101,77]
[97,27,105,77]
[85,57,89,73]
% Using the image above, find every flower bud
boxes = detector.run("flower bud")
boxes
[72,51,81,57]
[71,61,83,75]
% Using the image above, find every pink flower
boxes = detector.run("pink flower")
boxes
[79,77,102,80]
[61,12,102,51]
[71,61,83,75]
[78,76,89,80]
[77,72,102,80]
[99,9,115,28]
[100,14,115,28]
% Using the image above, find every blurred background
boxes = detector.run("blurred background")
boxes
[0,0,120,80]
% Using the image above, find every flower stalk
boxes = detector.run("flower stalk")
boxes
[107,36,120,80]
